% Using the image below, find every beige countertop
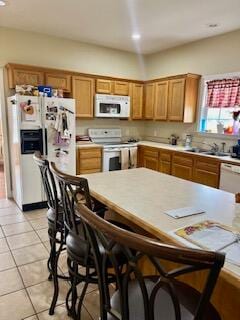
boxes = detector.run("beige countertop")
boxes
[83,168,239,278]
[138,140,240,165]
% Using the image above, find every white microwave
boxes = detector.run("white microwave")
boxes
[95,94,130,118]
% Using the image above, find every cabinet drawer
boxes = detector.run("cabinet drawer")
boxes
[143,148,159,159]
[173,154,193,167]
[79,148,102,159]
[160,151,171,162]
[195,158,219,173]
[79,158,101,170]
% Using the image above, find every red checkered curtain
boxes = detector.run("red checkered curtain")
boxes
[207,79,240,108]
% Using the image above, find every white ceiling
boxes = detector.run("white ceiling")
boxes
[1,0,240,54]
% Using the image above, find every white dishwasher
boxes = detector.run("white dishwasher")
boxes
[219,163,240,193]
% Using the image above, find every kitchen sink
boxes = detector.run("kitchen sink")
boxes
[186,148,229,157]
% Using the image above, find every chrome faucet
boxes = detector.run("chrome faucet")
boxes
[200,142,219,152]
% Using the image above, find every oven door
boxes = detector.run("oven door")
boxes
[103,148,121,172]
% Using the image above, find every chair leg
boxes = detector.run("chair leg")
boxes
[77,281,89,320]
[49,239,62,315]
[67,260,78,320]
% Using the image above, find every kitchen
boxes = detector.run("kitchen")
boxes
[0,1,240,320]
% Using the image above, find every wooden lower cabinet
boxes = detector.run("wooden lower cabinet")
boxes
[142,147,159,171]
[159,161,171,174]
[139,146,223,189]
[143,157,158,171]
[193,158,220,188]
[172,153,193,181]
[76,147,102,175]
[172,163,193,181]
[159,150,172,174]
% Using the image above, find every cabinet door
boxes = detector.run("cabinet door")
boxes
[193,168,219,188]
[45,73,71,92]
[12,69,44,87]
[168,78,185,121]
[159,161,171,175]
[154,81,168,120]
[144,83,155,119]
[143,157,158,171]
[193,158,220,188]
[172,163,193,181]
[96,79,113,94]
[114,81,129,95]
[131,83,144,119]
[72,76,94,118]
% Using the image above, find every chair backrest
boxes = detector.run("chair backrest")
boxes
[33,151,58,212]
[76,203,225,320]
[49,162,92,234]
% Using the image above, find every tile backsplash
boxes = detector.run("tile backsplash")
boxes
[76,118,238,150]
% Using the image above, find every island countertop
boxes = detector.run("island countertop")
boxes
[82,167,239,320]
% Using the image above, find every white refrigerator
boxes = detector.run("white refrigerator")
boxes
[7,94,76,211]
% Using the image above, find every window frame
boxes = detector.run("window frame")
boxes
[197,71,240,139]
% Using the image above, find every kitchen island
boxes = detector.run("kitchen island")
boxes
[83,168,239,320]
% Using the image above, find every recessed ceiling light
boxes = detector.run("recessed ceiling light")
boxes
[208,23,219,28]
[132,33,141,40]
[0,1,6,6]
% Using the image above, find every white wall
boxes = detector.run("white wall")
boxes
[0,27,145,79]
[0,27,147,138]
[146,29,240,79]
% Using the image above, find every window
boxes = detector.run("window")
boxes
[199,75,240,135]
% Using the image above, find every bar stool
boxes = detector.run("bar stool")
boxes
[50,162,132,320]
[76,203,225,320]
[33,152,68,315]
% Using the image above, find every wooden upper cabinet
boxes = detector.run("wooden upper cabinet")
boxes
[96,79,113,94]
[154,81,168,120]
[114,81,129,95]
[144,83,155,119]
[168,78,185,121]
[130,83,144,119]
[45,73,71,92]
[96,79,129,95]
[72,76,95,118]
[8,68,44,88]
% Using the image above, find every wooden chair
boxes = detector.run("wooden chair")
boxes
[50,162,131,320]
[33,152,67,315]
[75,203,225,320]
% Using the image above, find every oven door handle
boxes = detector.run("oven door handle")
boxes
[104,148,121,152]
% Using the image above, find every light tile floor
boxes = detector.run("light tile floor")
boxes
[0,199,101,320]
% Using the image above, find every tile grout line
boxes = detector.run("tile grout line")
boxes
[7,237,38,319]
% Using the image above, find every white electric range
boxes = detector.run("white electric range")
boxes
[88,128,138,171]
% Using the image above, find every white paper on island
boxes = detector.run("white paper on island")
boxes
[164,206,205,219]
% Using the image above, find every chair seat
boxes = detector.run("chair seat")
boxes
[47,207,64,224]
[109,278,221,320]
[66,220,132,267]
